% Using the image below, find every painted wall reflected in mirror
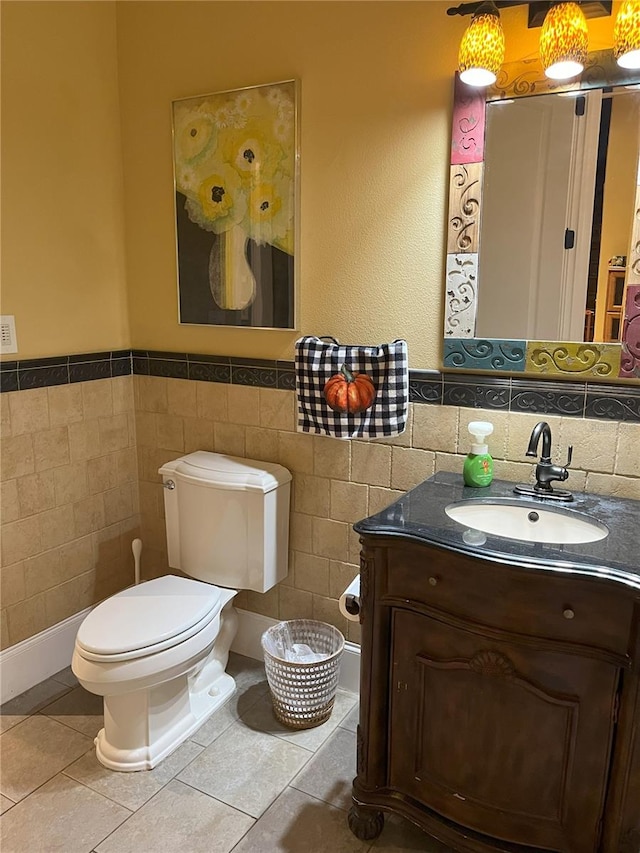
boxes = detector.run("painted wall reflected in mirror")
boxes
[444,50,640,382]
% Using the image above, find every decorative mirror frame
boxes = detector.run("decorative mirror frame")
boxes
[443,49,640,382]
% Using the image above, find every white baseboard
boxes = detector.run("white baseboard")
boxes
[232,609,361,695]
[0,608,91,705]
[0,606,360,705]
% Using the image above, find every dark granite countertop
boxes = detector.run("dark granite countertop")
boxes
[354,472,640,592]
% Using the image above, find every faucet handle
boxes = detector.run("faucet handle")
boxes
[565,445,573,468]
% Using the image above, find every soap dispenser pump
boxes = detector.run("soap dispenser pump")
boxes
[463,421,494,487]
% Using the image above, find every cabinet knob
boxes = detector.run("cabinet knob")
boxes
[428,576,438,587]
[563,608,575,620]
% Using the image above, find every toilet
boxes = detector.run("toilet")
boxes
[72,451,291,772]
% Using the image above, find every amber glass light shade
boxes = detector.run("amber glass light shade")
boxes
[614,0,640,69]
[540,2,589,80]
[458,5,506,88]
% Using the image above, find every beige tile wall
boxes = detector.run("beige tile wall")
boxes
[2,372,636,651]
[135,375,640,647]
[0,377,140,649]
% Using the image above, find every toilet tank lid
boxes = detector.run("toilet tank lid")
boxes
[159,451,292,493]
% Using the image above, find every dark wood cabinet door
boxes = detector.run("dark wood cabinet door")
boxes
[389,608,620,853]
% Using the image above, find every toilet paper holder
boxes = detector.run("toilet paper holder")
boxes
[339,575,361,622]
[343,594,360,616]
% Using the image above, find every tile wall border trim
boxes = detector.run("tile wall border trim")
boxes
[0,350,132,393]
[1,349,639,422]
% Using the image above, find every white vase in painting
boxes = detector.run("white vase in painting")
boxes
[209,224,257,310]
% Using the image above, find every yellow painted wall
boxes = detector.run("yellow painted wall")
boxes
[0,1,129,360]
[1,1,619,366]
[116,1,617,367]
[116,1,455,366]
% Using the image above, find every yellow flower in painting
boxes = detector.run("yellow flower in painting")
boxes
[185,164,247,233]
[218,121,285,184]
[250,182,282,219]
[245,177,293,252]
[231,137,266,177]
[174,108,216,165]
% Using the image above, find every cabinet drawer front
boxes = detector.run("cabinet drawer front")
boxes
[384,543,634,656]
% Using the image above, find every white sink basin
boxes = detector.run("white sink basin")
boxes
[445,500,609,545]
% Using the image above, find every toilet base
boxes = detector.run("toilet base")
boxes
[94,669,235,772]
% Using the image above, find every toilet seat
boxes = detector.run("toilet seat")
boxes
[75,576,224,663]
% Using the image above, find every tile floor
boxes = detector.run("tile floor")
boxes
[0,653,452,853]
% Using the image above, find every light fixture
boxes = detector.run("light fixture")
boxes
[614,0,640,69]
[539,2,589,80]
[458,2,506,87]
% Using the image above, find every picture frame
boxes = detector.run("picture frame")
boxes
[172,80,299,330]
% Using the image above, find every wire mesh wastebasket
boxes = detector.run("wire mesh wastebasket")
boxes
[261,619,345,729]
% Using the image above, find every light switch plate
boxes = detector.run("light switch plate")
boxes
[1,315,18,354]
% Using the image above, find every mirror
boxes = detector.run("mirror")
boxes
[478,86,640,343]
[444,50,640,381]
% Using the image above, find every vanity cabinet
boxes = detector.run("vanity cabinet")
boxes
[350,536,640,853]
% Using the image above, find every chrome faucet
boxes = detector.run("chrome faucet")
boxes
[514,421,574,502]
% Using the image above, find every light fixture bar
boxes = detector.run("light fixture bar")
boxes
[529,1,611,27]
[447,1,525,17]
[447,0,612,27]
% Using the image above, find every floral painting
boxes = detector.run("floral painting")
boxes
[172,81,297,329]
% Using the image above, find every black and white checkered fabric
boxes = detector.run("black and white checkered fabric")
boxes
[295,336,409,440]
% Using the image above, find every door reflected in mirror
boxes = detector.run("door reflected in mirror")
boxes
[477,86,640,344]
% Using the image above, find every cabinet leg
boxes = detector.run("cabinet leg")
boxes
[348,803,384,840]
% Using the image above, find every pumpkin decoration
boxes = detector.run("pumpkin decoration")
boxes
[323,364,377,414]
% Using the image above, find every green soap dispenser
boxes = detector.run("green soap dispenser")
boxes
[463,421,494,487]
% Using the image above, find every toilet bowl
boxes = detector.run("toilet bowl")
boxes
[72,452,292,772]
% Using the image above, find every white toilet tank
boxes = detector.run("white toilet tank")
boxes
[159,452,291,593]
